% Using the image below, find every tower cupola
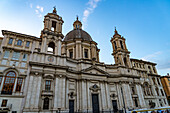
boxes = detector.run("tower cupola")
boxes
[43,7,64,34]
[110,28,132,67]
[73,16,82,30]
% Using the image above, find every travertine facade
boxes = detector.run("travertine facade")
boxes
[0,8,168,113]
[161,74,170,105]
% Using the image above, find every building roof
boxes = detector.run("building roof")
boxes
[2,30,40,40]
[130,58,157,65]
[63,29,93,41]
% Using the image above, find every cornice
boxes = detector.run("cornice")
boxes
[2,30,41,41]
[130,58,157,65]
[42,30,64,38]
[29,61,69,69]
[3,46,32,53]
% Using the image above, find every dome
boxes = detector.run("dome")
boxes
[64,29,93,41]
[63,16,93,42]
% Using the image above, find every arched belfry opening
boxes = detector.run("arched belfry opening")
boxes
[47,42,55,54]
[124,57,128,67]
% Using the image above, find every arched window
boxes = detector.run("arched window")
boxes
[2,71,16,95]
[47,42,55,54]
[160,89,164,96]
[124,57,128,67]
[152,78,156,85]
[43,97,49,110]
[143,82,152,96]
[148,66,152,74]
[120,40,124,49]
[157,78,161,85]
[155,87,159,96]
[114,41,117,50]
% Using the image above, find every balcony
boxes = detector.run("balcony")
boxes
[42,90,53,96]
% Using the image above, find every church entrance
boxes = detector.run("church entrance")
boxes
[112,100,118,113]
[69,100,74,113]
[92,94,100,113]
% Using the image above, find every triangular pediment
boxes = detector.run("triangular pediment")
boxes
[81,66,109,76]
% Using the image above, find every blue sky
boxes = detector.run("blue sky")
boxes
[0,0,170,75]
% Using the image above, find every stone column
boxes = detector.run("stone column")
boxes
[21,79,25,94]
[136,84,146,108]
[79,43,82,59]
[12,77,18,94]
[54,77,59,109]
[116,84,123,110]
[56,21,58,32]
[42,37,47,53]
[12,38,16,48]
[76,80,80,111]
[76,41,79,59]
[25,75,34,108]
[0,35,6,52]
[57,39,62,56]
[105,82,111,109]
[66,79,69,110]
[122,83,133,109]
[61,77,66,109]
[101,82,107,109]
[82,80,87,110]
[30,76,38,108]
[87,81,91,110]
[0,77,5,93]
[34,76,42,109]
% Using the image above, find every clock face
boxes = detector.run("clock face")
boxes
[48,56,54,62]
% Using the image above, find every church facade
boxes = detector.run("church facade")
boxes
[0,8,168,113]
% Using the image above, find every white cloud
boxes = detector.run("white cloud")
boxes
[35,9,39,14]
[141,51,162,61]
[83,0,101,27]
[35,5,44,18]
[30,4,33,8]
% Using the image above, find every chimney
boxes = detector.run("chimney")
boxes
[167,73,169,76]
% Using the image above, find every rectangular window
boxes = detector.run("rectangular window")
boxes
[45,80,51,91]
[26,41,30,47]
[22,54,28,61]
[1,99,7,107]
[1,60,7,65]
[168,78,170,81]
[3,50,10,58]
[8,38,13,44]
[51,21,56,31]
[12,52,20,60]
[84,49,88,58]
[0,77,2,86]
[160,89,164,96]
[16,78,23,92]
[69,49,73,58]
[21,62,26,67]
[17,40,22,46]
[120,40,124,49]
[114,41,117,50]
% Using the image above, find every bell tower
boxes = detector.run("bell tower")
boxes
[40,7,64,56]
[110,28,132,68]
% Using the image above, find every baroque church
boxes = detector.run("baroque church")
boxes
[0,8,168,113]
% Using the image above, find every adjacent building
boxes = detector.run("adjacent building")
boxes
[0,8,168,113]
[161,73,170,105]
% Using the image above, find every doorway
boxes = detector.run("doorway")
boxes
[69,100,74,113]
[112,100,118,112]
[92,94,100,113]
